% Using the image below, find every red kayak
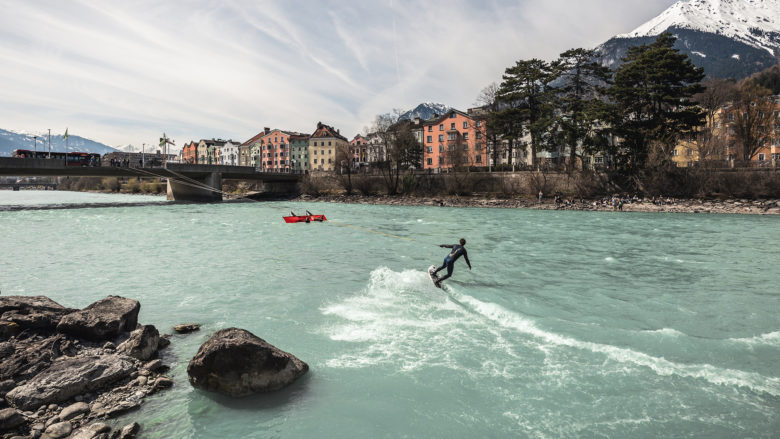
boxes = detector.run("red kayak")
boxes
[283,214,327,223]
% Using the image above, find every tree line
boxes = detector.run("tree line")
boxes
[336,33,778,196]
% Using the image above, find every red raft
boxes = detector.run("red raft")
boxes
[283,214,327,223]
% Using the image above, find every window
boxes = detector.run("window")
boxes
[476,120,482,127]
[313,141,317,146]
[448,133,456,141]
[439,124,444,131]
[450,123,455,130]
[328,150,332,154]
[475,155,481,163]
[758,153,765,161]
[328,141,332,146]
[314,150,318,155]
[463,122,468,129]
[438,135,444,142]
[426,146,432,153]
[314,159,318,164]
[475,132,482,139]
[328,158,332,163]
[321,150,325,155]
[673,149,679,156]
[450,112,456,118]
[463,133,469,140]
[428,126,432,132]
[439,145,444,152]
[427,136,432,143]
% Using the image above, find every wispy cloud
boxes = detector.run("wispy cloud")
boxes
[0,0,675,149]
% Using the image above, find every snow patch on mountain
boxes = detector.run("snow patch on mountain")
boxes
[0,128,117,157]
[398,102,451,122]
[617,0,780,55]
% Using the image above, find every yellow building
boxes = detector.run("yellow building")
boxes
[308,122,347,172]
[672,133,700,167]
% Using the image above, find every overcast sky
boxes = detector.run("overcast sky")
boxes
[0,0,677,150]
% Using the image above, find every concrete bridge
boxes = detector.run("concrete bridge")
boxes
[0,157,302,202]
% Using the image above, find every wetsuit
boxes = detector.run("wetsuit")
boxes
[434,244,471,284]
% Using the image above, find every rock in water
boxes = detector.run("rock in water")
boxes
[187,328,308,397]
[57,296,140,341]
[173,323,200,334]
[5,355,135,411]
[117,325,159,361]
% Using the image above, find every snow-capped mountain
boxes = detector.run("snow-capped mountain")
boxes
[597,0,780,79]
[398,103,451,122]
[0,128,117,157]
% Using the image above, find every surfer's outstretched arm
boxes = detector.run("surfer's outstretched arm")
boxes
[464,253,472,270]
[439,244,453,248]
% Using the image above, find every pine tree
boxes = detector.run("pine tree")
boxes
[608,33,705,172]
[551,48,612,170]
[497,59,557,169]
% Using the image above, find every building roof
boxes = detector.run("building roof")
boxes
[310,122,347,141]
[421,109,475,126]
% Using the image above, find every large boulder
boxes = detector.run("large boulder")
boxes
[57,296,140,341]
[0,296,74,332]
[117,325,159,361]
[187,328,308,397]
[5,355,135,411]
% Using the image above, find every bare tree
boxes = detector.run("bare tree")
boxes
[730,80,775,162]
[334,141,354,195]
[475,83,505,170]
[693,78,736,162]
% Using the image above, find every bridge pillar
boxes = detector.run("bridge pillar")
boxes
[166,172,222,202]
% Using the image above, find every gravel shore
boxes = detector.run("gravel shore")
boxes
[297,194,780,215]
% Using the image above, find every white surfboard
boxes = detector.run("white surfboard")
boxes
[427,265,441,288]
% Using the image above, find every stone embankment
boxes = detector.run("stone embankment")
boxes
[299,194,780,215]
[0,296,173,439]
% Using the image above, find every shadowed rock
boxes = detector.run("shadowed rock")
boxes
[57,296,140,341]
[187,328,308,397]
[0,334,67,382]
[0,407,25,432]
[0,296,74,332]
[6,355,135,411]
[117,325,159,361]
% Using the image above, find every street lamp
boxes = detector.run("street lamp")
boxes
[33,136,38,152]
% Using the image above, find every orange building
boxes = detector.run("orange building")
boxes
[250,128,307,172]
[181,141,198,164]
[422,109,487,170]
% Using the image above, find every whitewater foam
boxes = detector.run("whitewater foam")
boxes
[447,287,780,397]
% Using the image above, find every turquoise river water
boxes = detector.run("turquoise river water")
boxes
[0,191,778,438]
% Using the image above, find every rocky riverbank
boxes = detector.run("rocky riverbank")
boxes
[297,194,780,215]
[0,296,173,439]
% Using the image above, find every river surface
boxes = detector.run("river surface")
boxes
[1,191,778,438]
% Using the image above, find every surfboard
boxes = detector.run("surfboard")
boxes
[428,265,441,288]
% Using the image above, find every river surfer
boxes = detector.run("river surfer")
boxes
[432,238,471,287]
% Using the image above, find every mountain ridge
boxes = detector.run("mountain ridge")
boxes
[0,128,118,157]
[597,0,780,80]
